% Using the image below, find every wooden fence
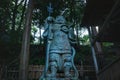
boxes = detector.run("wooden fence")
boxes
[97,57,120,80]
[5,65,95,80]
[0,65,8,80]
[0,65,2,80]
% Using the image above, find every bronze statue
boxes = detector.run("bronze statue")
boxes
[40,15,78,80]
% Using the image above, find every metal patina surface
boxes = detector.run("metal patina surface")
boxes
[39,15,78,80]
[40,4,78,79]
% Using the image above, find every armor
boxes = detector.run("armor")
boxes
[40,16,78,79]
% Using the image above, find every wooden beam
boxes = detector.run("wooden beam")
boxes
[19,0,34,80]
[92,0,120,45]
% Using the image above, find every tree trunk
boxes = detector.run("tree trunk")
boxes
[88,27,99,73]
[39,26,42,45]
[91,27,103,55]
[12,0,18,31]
[19,0,34,80]
[91,27,104,69]
[76,24,80,45]
[18,0,27,31]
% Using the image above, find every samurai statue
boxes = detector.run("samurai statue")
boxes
[40,4,78,79]
[40,15,78,80]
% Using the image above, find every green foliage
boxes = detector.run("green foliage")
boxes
[102,42,114,47]
[80,35,90,45]
[75,45,91,64]
[29,57,45,65]
[0,0,25,44]
[0,0,86,45]
[0,0,87,65]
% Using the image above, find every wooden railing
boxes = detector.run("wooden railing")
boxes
[6,65,95,80]
[0,65,2,80]
[0,65,8,80]
[97,57,120,80]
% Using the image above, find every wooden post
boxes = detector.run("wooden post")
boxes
[0,65,1,80]
[19,0,34,80]
[88,27,99,74]
[91,27,103,54]
[91,27,104,68]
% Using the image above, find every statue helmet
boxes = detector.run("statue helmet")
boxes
[55,16,66,24]
[45,16,54,23]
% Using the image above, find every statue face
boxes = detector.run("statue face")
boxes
[46,16,54,23]
[55,16,66,24]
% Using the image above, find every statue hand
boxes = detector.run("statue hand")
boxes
[61,25,68,33]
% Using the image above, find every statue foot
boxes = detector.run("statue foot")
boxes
[65,73,72,78]
[46,74,56,80]
[46,73,56,78]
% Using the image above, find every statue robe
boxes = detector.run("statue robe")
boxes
[43,23,76,54]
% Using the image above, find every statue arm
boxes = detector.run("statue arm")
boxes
[43,16,54,39]
[42,24,53,40]
[42,24,49,38]
[68,27,77,44]
[60,25,69,33]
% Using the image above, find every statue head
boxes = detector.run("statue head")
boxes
[55,16,66,24]
[45,16,54,23]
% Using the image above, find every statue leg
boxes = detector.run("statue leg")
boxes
[63,54,72,78]
[47,53,59,78]
[48,63,57,78]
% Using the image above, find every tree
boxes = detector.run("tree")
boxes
[0,0,28,44]
[19,0,34,80]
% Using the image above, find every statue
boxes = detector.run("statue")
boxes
[40,15,78,80]
[40,3,78,80]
